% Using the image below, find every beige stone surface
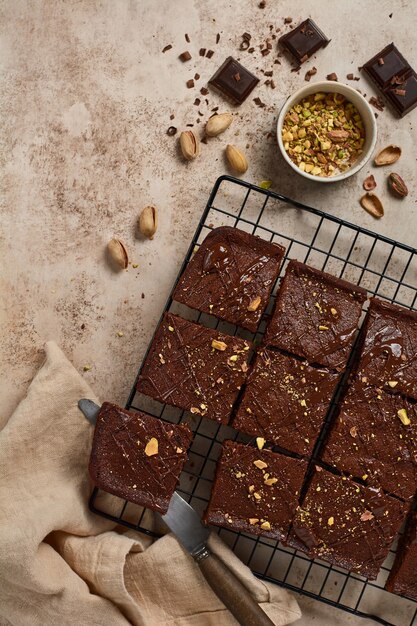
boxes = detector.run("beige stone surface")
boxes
[1,1,417,624]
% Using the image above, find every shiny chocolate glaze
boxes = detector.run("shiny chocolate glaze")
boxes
[288,468,407,580]
[173,226,285,333]
[356,297,417,400]
[322,382,417,500]
[265,260,367,370]
[233,348,340,456]
[136,312,251,423]
[88,402,192,513]
[204,440,308,541]
[386,512,417,599]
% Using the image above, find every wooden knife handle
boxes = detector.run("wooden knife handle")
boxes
[196,549,276,626]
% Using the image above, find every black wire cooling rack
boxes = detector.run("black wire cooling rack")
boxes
[90,175,417,626]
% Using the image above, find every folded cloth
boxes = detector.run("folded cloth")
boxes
[0,341,301,626]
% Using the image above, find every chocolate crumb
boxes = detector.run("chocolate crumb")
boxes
[346,73,354,80]
[240,40,250,51]
[194,98,201,106]
[243,32,252,41]
[253,97,266,108]
[194,73,200,80]
[271,79,276,89]
[211,106,219,112]
[186,123,194,127]
[326,72,338,81]
[199,48,206,57]
[185,33,190,43]
[392,88,406,96]
[162,44,172,53]
[284,17,293,23]
[179,51,192,62]
[248,47,255,53]
[261,48,270,56]
[258,0,266,7]
[206,49,214,58]
[141,293,145,299]
[216,33,220,44]
[167,126,177,136]
[200,87,209,95]
[233,72,241,81]
[81,323,85,329]
[169,113,175,120]
[305,67,317,81]
[264,70,273,76]
[300,54,308,64]
[198,110,204,116]
[389,12,393,17]
[201,136,208,144]
[186,79,195,89]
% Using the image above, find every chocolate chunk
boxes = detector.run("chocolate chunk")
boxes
[346,73,354,80]
[326,72,338,81]
[305,67,317,81]
[355,298,417,401]
[278,18,330,64]
[193,97,201,106]
[89,402,192,514]
[179,51,192,62]
[204,440,307,542]
[362,43,417,117]
[264,260,367,370]
[284,17,293,24]
[167,126,177,136]
[386,512,417,599]
[322,382,417,501]
[199,48,206,57]
[162,44,172,53]
[136,312,251,424]
[194,73,200,80]
[172,226,284,333]
[185,33,190,43]
[186,79,195,89]
[233,348,339,456]
[209,56,259,104]
[288,468,407,580]
[200,87,209,95]
[206,49,214,59]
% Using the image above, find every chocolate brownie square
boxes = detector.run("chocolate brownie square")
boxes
[264,260,367,370]
[89,402,192,513]
[288,468,408,579]
[233,348,339,456]
[173,226,285,333]
[386,512,417,599]
[322,382,417,501]
[356,298,417,401]
[204,440,307,541]
[136,313,251,423]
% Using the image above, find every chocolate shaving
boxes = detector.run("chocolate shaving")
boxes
[248,47,255,53]
[216,33,220,44]
[206,49,214,58]
[392,88,406,96]
[261,49,270,56]
[264,70,273,76]
[162,44,172,53]
[167,126,177,136]
[179,51,192,62]
[243,32,252,41]
[369,96,385,111]
[240,40,250,51]
[305,67,317,81]
[199,48,206,57]
[186,79,195,89]
[185,34,190,43]
[186,123,194,127]
[326,72,338,81]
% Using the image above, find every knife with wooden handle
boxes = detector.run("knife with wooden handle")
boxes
[79,399,276,626]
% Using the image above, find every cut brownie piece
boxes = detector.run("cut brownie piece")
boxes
[322,382,417,501]
[204,440,307,541]
[173,226,285,333]
[88,402,192,513]
[264,260,367,370]
[136,313,251,423]
[288,468,408,579]
[356,297,417,401]
[233,348,340,456]
[386,512,417,599]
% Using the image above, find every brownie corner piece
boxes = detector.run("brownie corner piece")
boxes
[88,402,192,514]
[233,348,339,456]
[321,382,417,501]
[289,468,407,579]
[204,440,307,542]
[136,312,251,423]
[173,226,285,332]
[385,512,417,599]
[265,260,367,369]
[356,297,417,400]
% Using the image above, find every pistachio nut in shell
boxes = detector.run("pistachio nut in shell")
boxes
[139,205,158,239]
[388,172,408,198]
[107,238,129,269]
[179,130,200,160]
[225,144,248,174]
[374,145,401,166]
[360,193,384,219]
[205,113,233,137]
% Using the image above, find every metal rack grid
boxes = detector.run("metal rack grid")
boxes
[90,175,417,626]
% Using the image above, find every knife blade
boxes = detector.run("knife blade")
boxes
[78,398,100,425]
[159,493,275,626]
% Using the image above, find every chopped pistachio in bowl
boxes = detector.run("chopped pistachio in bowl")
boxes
[277,81,377,183]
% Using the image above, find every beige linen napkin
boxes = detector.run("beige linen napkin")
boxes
[0,341,301,626]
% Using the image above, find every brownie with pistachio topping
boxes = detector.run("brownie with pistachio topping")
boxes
[233,348,340,456]
[172,226,285,333]
[288,468,407,579]
[322,382,417,501]
[204,440,308,541]
[136,312,251,423]
[386,512,417,599]
[264,260,367,370]
[355,297,417,401]
[89,402,192,513]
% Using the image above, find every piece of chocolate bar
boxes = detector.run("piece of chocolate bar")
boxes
[208,57,259,104]
[278,18,330,64]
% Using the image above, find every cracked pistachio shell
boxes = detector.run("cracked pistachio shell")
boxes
[360,193,384,219]
[139,205,158,239]
[374,145,401,166]
[107,238,129,269]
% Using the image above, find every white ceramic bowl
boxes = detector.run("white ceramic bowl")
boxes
[277,81,377,183]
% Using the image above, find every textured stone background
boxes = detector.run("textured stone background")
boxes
[1,1,416,623]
